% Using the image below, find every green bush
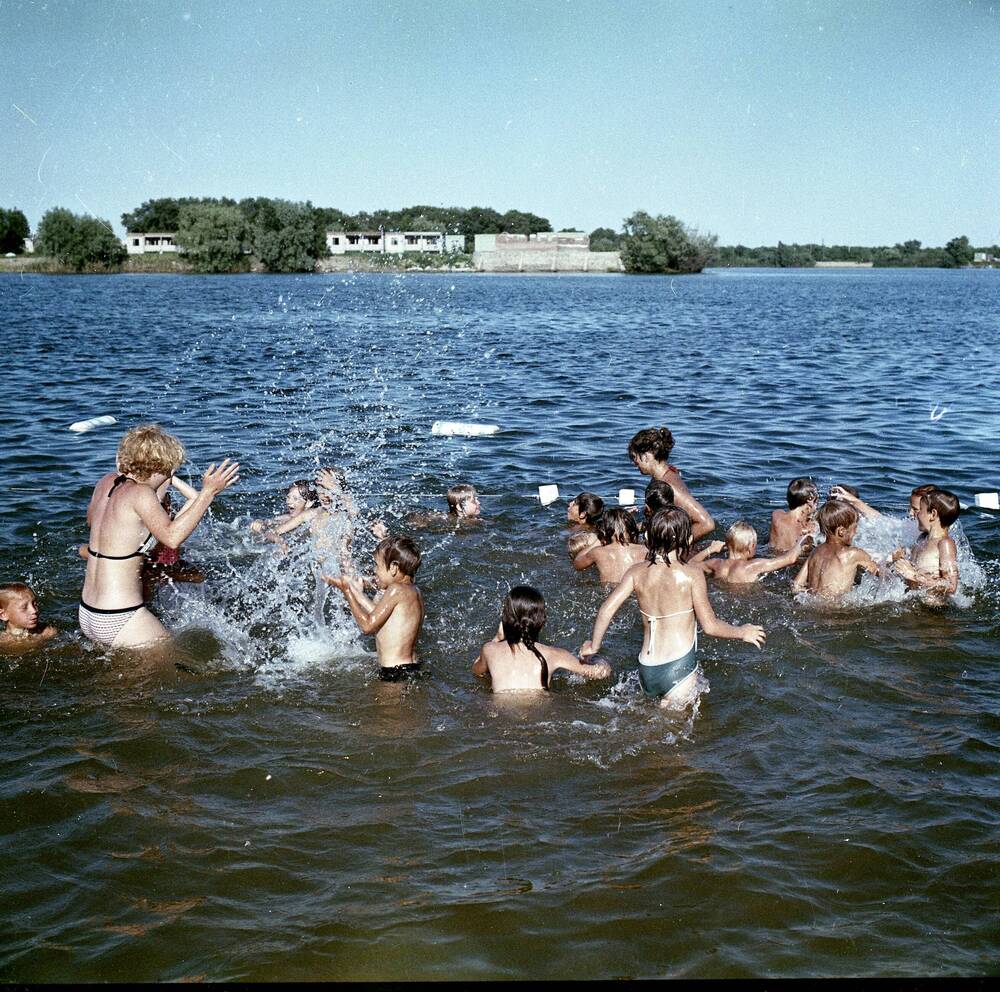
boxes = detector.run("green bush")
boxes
[620,211,716,274]
[36,207,126,270]
[175,204,248,273]
[0,207,30,254]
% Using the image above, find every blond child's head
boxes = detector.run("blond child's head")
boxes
[726,520,757,558]
[567,531,595,558]
[818,499,858,540]
[117,425,185,481]
[0,582,39,632]
[447,484,480,518]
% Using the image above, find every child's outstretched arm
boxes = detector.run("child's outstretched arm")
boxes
[322,573,394,634]
[472,647,489,678]
[550,647,612,681]
[580,571,635,658]
[748,538,806,579]
[830,487,880,519]
[791,558,809,592]
[690,567,766,648]
[690,540,725,564]
[897,538,958,595]
[572,547,598,571]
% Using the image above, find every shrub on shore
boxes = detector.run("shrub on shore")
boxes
[35,208,126,270]
[620,211,716,274]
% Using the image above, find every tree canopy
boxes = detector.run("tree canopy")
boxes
[619,211,716,274]
[175,204,248,273]
[0,208,30,253]
[36,208,126,270]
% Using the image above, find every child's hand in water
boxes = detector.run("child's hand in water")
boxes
[740,624,766,649]
[579,640,598,659]
[370,519,389,540]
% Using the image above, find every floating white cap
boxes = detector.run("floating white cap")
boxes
[974,492,1000,510]
[618,488,636,506]
[431,421,499,437]
[69,415,117,433]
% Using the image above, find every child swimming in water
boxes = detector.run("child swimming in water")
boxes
[473,585,612,692]
[891,487,960,601]
[770,477,819,552]
[322,535,424,681]
[792,500,880,599]
[573,507,647,585]
[702,521,805,584]
[581,507,765,709]
[447,483,482,520]
[566,492,603,554]
[0,582,57,653]
[250,479,320,541]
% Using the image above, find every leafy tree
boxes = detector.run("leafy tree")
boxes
[0,207,30,253]
[175,204,247,273]
[36,207,126,269]
[244,198,321,272]
[121,196,236,233]
[944,235,973,268]
[589,226,621,252]
[620,211,716,274]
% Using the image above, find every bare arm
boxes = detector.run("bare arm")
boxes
[580,570,635,657]
[573,547,598,572]
[322,574,391,635]
[690,539,725,564]
[268,507,320,536]
[748,539,805,579]
[134,460,240,549]
[830,487,881,519]
[549,647,612,681]
[853,548,881,577]
[791,558,809,592]
[690,567,765,647]
[675,487,715,541]
[472,646,489,678]
[900,538,958,595]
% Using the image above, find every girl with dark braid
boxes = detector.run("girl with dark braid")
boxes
[473,586,612,693]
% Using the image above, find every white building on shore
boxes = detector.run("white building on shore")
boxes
[326,231,465,255]
[125,232,178,254]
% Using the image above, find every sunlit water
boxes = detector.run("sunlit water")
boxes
[1,268,998,980]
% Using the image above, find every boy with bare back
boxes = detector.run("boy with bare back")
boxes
[702,522,805,584]
[322,535,424,681]
[573,507,646,584]
[770,477,819,552]
[792,500,880,599]
[891,487,960,601]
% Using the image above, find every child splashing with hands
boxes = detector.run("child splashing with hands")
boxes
[581,507,766,709]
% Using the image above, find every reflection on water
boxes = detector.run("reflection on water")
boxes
[0,269,998,980]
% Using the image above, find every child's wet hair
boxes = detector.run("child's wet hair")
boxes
[597,507,639,546]
[567,531,595,558]
[376,535,421,577]
[500,585,550,690]
[0,582,34,611]
[645,507,692,565]
[628,427,675,464]
[817,499,858,537]
[911,484,937,500]
[446,483,477,514]
[572,492,604,526]
[117,424,185,480]
[726,520,757,555]
[291,479,319,506]
[920,488,960,527]
[644,479,675,515]
[787,477,819,509]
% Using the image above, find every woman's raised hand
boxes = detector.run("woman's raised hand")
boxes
[202,458,240,495]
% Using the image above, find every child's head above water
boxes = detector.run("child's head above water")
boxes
[446,484,481,519]
[287,479,318,511]
[375,535,421,583]
[726,520,758,558]
[644,479,675,516]
[500,585,550,688]
[919,488,960,528]
[909,484,937,517]
[567,530,596,558]
[597,507,640,547]
[645,507,692,565]
[818,499,858,539]
[787,477,819,510]
[0,582,40,632]
[117,424,185,481]
[568,492,604,526]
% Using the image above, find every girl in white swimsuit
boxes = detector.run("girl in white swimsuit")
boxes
[581,507,766,708]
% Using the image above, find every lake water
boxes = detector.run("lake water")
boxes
[1,268,998,980]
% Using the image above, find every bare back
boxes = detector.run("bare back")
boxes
[799,543,868,598]
[629,559,699,661]
[375,584,424,667]
[590,543,647,585]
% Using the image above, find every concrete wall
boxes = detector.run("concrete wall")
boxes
[473,250,623,273]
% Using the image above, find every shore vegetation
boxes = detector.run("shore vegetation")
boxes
[35,208,126,270]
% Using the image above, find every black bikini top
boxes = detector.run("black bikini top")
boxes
[87,475,151,560]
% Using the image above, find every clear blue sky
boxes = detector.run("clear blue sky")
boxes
[2,0,998,245]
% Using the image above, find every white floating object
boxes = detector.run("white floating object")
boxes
[538,484,560,506]
[69,415,117,433]
[431,421,499,437]
[618,488,636,506]
[974,492,999,510]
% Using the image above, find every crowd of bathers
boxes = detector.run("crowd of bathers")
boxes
[0,424,964,710]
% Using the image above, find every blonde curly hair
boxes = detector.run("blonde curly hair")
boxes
[116,424,185,480]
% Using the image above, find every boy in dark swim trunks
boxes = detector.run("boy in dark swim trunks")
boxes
[322,535,424,681]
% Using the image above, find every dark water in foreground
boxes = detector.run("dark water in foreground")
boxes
[1,268,998,980]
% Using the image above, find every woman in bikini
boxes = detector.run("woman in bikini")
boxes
[79,424,239,650]
[580,507,765,709]
[628,427,716,541]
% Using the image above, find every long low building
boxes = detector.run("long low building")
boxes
[326,231,465,255]
[473,231,623,272]
[125,232,178,254]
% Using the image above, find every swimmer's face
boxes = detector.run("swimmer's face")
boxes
[631,451,655,476]
[456,493,481,519]
[373,550,397,588]
[915,500,936,533]
[908,495,922,518]
[286,487,306,512]
[1,592,38,631]
[567,500,583,524]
